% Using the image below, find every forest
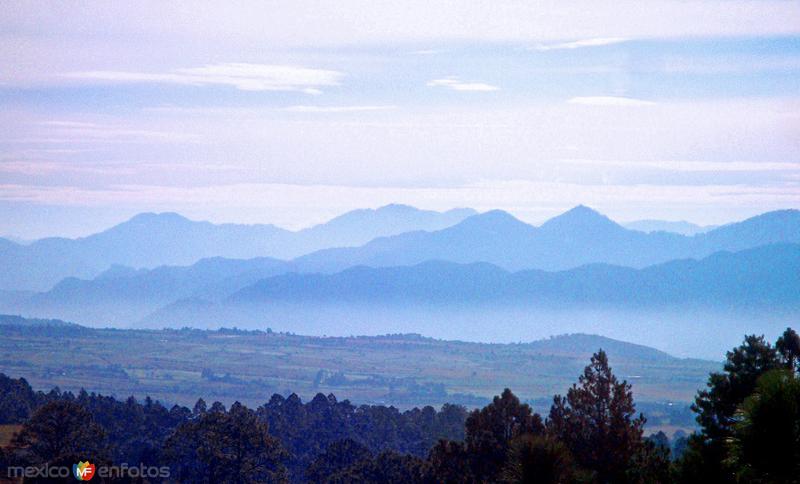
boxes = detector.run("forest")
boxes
[1,328,798,483]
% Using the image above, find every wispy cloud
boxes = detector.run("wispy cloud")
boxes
[533,37,629,51]
[0,160,136,177]
[40,121,101,129]
[567,96,656,107]
[0,160,240,177]
[427,77,499,92]
[64,63,344,94]
[284,105,397,113]
[36,120,199,143]
[561,159,800,173]
[410,49,446,55]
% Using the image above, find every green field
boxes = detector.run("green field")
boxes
[0,321,718,431]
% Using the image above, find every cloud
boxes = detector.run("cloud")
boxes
[410,49,446,55]
[64,63,344,93]
[567,96,656,107]
[0,161,130,176]
[40,121,101,129]
[560,159,800,173]
[533,37,629,51]
[35,120,199,143]
[0,160,240,177]
[4,1,799,51]
[427,78,499,92]
[284,105,397,113]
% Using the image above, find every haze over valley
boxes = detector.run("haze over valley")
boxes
[1,204,797,359]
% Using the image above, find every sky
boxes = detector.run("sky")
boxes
[1,1,799,238]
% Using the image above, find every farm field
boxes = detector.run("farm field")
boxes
[0,319,718,431]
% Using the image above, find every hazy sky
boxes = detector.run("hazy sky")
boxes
[1,1,799,238]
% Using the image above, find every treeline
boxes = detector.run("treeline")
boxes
[0,376,465,481]
[677,328,800,482]
[0,328,798,483]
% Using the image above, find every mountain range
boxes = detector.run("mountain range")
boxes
[623,219,716,236]
[6,205,797,293]
[3,206,798,323]
[229,244,800,308]
[4,204,798,358]
[7,242,797,343]
[0,204,475,291]
[139,243,799,359]
[290,206,800,273]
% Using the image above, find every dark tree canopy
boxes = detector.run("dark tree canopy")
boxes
[425,439,474,484]
[673,328,800,483]
[464,388,544,481]
[305,438,373,482]
[693,334,782,441]
[777,327,800,373]
[0,374,39,425]
[257,391,466,477]
[9,400,108,467]
[164,401,288,484]
[501,434,576,484]
[729,369,800,483]
[547,350,647,483]
[327,450,426,484]
[685,334,783,481]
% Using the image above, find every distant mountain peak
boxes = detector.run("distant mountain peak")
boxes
[91,212,200,240]
[702,208,800,247]
[375,203,417,213]
[745,208,799,222]
[95,264,140,280]
[124,212,193,226]
[373,204,476,216]
[458,210,530,229]
[540,205,622,233]
[479,209,521,219]
[563,204,604,218]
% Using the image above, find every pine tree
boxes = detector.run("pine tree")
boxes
[547,350,647,483]
[465,388,544,481]
[728,369,800,482]
[9,400,108,466]
[164,401,287,483]
[776,327,800,373]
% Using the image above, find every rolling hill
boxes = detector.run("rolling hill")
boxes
[0,315,719,414]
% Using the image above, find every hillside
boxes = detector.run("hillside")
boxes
[233,244,800,308]
[0,316,718,414]
[5,244,797,359]
[142,244,799,359]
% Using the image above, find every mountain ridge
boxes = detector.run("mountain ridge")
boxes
[6,243,795,359]
[232,244,800,308]
[292,208,800,273]
[0,205,477,291]
[624,219,716,236]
